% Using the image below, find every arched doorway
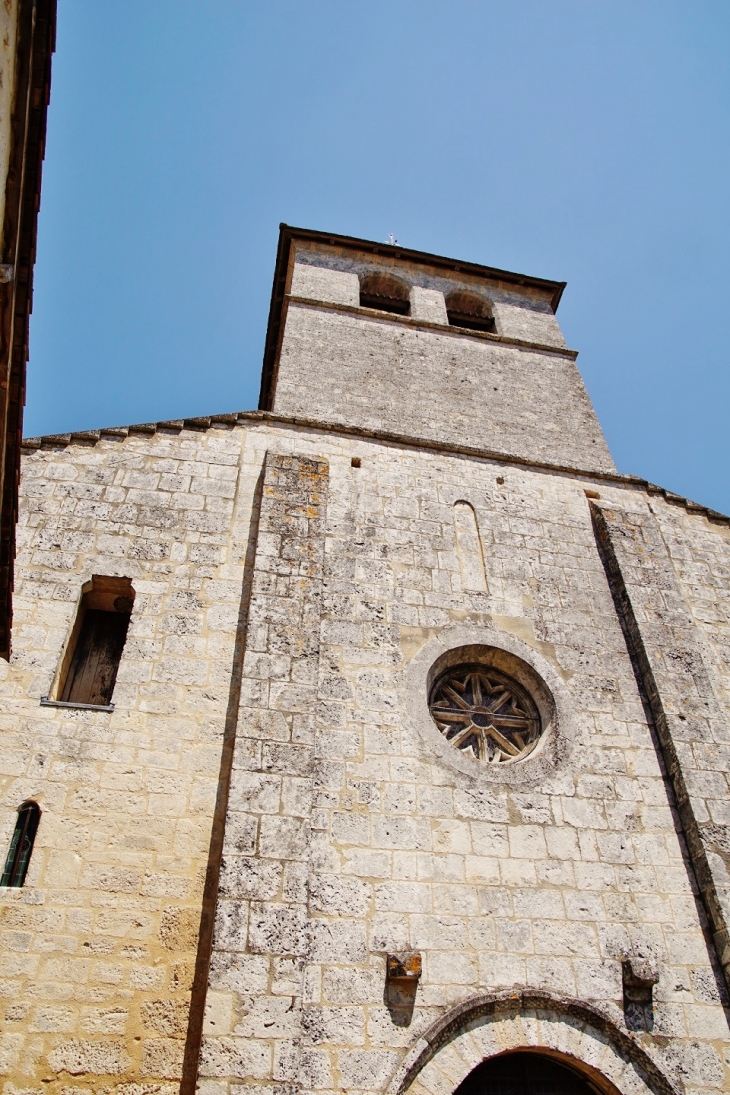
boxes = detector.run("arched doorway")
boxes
[388,991,678,1095]
[454,1052,602,1095]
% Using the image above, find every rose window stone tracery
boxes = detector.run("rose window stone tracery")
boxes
[428,664,542,764]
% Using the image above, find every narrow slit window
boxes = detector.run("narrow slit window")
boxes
[359,271,411,316]
[445,290,496,333]
[56,576,135,707]
[1,801,41,887]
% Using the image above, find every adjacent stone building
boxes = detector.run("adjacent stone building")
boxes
[0,0,56,658]
[2,225,730,1095]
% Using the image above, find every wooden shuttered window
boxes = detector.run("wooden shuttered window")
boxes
[54,576,135,707]
[445,290,496,333]
[359,272,411,316]
[60,608,131,706]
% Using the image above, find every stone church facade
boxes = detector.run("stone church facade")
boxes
[1,225,730,1094]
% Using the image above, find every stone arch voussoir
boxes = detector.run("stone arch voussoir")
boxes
[385,992,679,1095]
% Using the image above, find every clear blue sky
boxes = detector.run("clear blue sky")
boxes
[28,2,730,512]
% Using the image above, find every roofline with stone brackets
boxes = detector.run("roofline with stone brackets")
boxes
[21,408,730,528]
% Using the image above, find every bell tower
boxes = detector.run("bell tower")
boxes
[259,225,615,473]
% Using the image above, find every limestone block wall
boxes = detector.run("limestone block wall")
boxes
[289,263,359,309]
[0,421,379,1094]
[649,497,730,958]
[273,304,615,473]
[0,423,255,1093]
[289,241,568,349]
[590,498,730,990]
[651,498,730,719]
[197,429,730,1095]
[2,417,729,1095]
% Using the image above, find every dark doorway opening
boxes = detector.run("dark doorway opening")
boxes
[453,1051,603,1095]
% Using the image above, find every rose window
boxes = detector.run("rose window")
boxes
[429,664,542,764]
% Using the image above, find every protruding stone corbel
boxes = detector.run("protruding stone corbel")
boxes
[385,953,421,1027]
[387,952,422,982]
[622,957,659,1032]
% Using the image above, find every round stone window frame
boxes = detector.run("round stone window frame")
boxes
[403,624,577,787]
[429,662,543,766]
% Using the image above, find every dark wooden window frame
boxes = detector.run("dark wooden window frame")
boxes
[46,575,135,709]
[1,800,41,887]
